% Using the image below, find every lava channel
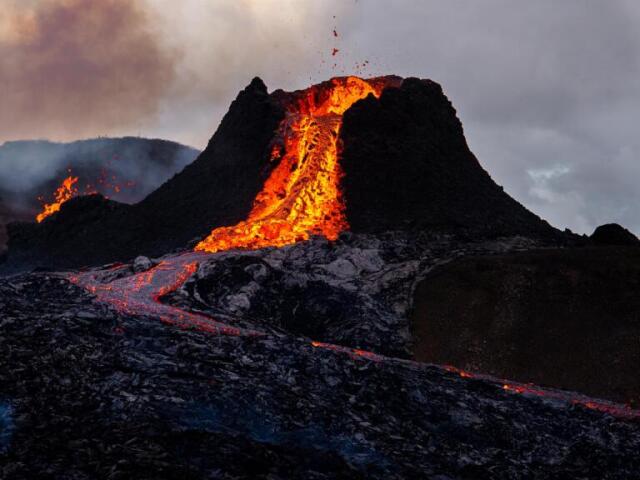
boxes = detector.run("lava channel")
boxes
[195,76,396,253]
[69,252,252,336]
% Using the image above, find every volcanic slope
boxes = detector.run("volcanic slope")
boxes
[0,137,198,253]
[4,76,558,272]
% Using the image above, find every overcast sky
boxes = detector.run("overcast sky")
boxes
[1,0,639,235]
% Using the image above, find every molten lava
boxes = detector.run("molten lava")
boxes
[36,168,136,223]
[36,175,79,223]
[196,76,394,253]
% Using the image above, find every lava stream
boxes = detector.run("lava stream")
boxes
[69,251,640,419]
[195,76,390,253]
[69,252,251,336]
[66,74,640,419]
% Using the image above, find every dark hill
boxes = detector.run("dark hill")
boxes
[341,78,555,237]
[411,246,640,405]
[591,223,640,246]
[3,76,560,272]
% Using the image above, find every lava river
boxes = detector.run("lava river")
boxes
[69,252,249,337]
[67,76,640,420]
[195,76,395,253]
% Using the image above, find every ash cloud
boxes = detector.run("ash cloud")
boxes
[0,0,177,143]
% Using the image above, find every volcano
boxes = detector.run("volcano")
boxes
[2,76,640,479]
[2,76,558,272]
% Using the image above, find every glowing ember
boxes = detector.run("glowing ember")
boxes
[196,76,393,253]
[36,175,80,223]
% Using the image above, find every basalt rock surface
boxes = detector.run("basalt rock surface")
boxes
[165,232,547,358]
[3,76,563,273]
[1,238,640,479]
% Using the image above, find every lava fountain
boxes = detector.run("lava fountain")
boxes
[195,76,397,253]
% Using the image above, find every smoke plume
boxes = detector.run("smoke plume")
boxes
[0,0,177,143]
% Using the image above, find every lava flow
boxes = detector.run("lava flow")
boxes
[195,76,395,253]
[36,175,80,223]
[66,75,639,421]
[69,252,251,336]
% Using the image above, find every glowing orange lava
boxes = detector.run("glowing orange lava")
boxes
[36,175,79,223]
[196,76,393,253]
[36,168,136,223]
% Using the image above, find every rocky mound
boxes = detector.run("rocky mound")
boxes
[411,246,640,405]
[3,76,559,272]
[2,79,282,272]
[0,198,11,256]
[591,223,640,246]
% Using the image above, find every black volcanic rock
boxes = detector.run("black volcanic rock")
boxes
[3,76,562,272]
[6,195,128,270]
[591,223,640,246]
[340,78,556,238]
[2,270,640,478]
[0,196,10,256]
[131,77,284,253]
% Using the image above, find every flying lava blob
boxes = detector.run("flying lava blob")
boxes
[195,76,397,253]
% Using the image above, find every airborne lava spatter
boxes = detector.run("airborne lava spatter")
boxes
[195,76,396,253]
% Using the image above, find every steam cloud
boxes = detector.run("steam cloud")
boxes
[0,0,176,143]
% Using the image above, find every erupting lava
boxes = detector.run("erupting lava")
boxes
[195,76,394,253]
[36,169,136,223]
[36,175,80,223]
